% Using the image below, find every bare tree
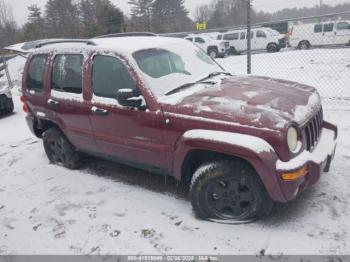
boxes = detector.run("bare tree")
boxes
[195,4,211,23]
[0,0,18,48]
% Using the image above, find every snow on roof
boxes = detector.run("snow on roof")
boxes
[90,36,187,54]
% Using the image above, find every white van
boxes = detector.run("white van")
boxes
[289,20,350,49]
[217,27,285,54]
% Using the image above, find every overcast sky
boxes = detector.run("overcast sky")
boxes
[5,0,350,26]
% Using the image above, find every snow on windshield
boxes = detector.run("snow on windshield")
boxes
[131,41,224,98]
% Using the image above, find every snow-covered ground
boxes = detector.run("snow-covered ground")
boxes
[1,49,350,255]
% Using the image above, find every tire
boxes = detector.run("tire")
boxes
[267,43,279,53]
[190,161,273,222]
[298,40,310,50]
[43,127,83,169]
[208,48,218,59]
[0,95,13,114]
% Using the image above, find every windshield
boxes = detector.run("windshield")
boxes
[132,41,224,98]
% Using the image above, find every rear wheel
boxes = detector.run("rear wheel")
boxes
[298,40,310,50]
[43,127,83,169]
[190,161,273,222]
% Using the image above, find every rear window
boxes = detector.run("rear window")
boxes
[52,54,83,94]
[314,24,322,33]
[27,54,48,92]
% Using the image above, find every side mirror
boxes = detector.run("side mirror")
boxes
[116,89,143,108]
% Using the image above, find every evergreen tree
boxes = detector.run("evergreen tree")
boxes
[128,0,153,31]
[23,5,46,40]
[152,0,193,33]
[44,0,80,38]
[95,0,124,35]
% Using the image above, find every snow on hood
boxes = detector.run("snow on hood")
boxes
[160,75,321,130]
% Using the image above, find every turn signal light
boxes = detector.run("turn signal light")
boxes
[281,166,309,181]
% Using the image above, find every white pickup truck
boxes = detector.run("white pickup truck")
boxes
[185,34,230,58]
[217,27,285,54]
[289,20,350,49]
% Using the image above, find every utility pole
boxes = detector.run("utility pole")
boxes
[319,0,323,22]
[247,0,252,74]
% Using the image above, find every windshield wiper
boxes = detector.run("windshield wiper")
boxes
[164,72,231,96]
[199,71,232,82]
[165,82,198,96]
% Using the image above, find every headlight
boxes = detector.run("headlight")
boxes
[287,126,299,153]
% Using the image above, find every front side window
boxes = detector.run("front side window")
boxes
[92,55,136,99]
[314,24,322,33]
[52,54,83,94]
[323,23,334,32]
[27,54,48,92]
[256,30,267,38]
[224,33,239,40]
[240,32,246,40]
[337,22,350,30]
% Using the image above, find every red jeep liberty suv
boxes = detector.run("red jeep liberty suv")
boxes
[21,36,337,222]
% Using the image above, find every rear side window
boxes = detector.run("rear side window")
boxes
[27,54,48,92]
[314,24,322,33]
[224,33,239,40]
[52,54,83,94]
[92,55,136,99]
[323,23,334,32]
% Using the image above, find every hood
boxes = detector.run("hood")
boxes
[159,75,321,130]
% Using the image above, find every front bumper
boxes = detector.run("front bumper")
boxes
[275,123,337,201]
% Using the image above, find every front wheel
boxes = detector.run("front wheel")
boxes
[43,127,83,169]
[208,48,218,59]
[190,161,273,222]
[298,40,310,50]
[267,43,279,53]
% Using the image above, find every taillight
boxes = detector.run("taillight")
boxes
[20,95,28,113]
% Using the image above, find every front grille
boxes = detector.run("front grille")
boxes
[304,108,323,151]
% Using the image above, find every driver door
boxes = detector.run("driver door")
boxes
[88,54,167,170]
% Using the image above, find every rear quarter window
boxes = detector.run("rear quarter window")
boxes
[27,54,48,92]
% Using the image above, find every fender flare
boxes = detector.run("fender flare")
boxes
[172,129,285,202]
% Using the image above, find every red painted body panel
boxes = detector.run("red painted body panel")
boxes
[22,46,337,203]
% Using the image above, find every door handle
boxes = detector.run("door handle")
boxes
[91,106,108,116]
[47,99,59,106]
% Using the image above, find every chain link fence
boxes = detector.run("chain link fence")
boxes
[165,11,350,108]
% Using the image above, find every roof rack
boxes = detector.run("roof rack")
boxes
[33,39,91,48]
[94,32,157,39]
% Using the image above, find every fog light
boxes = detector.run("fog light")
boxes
[281,166,308,181]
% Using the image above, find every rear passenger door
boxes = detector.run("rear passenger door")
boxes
[48,53,96,152]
